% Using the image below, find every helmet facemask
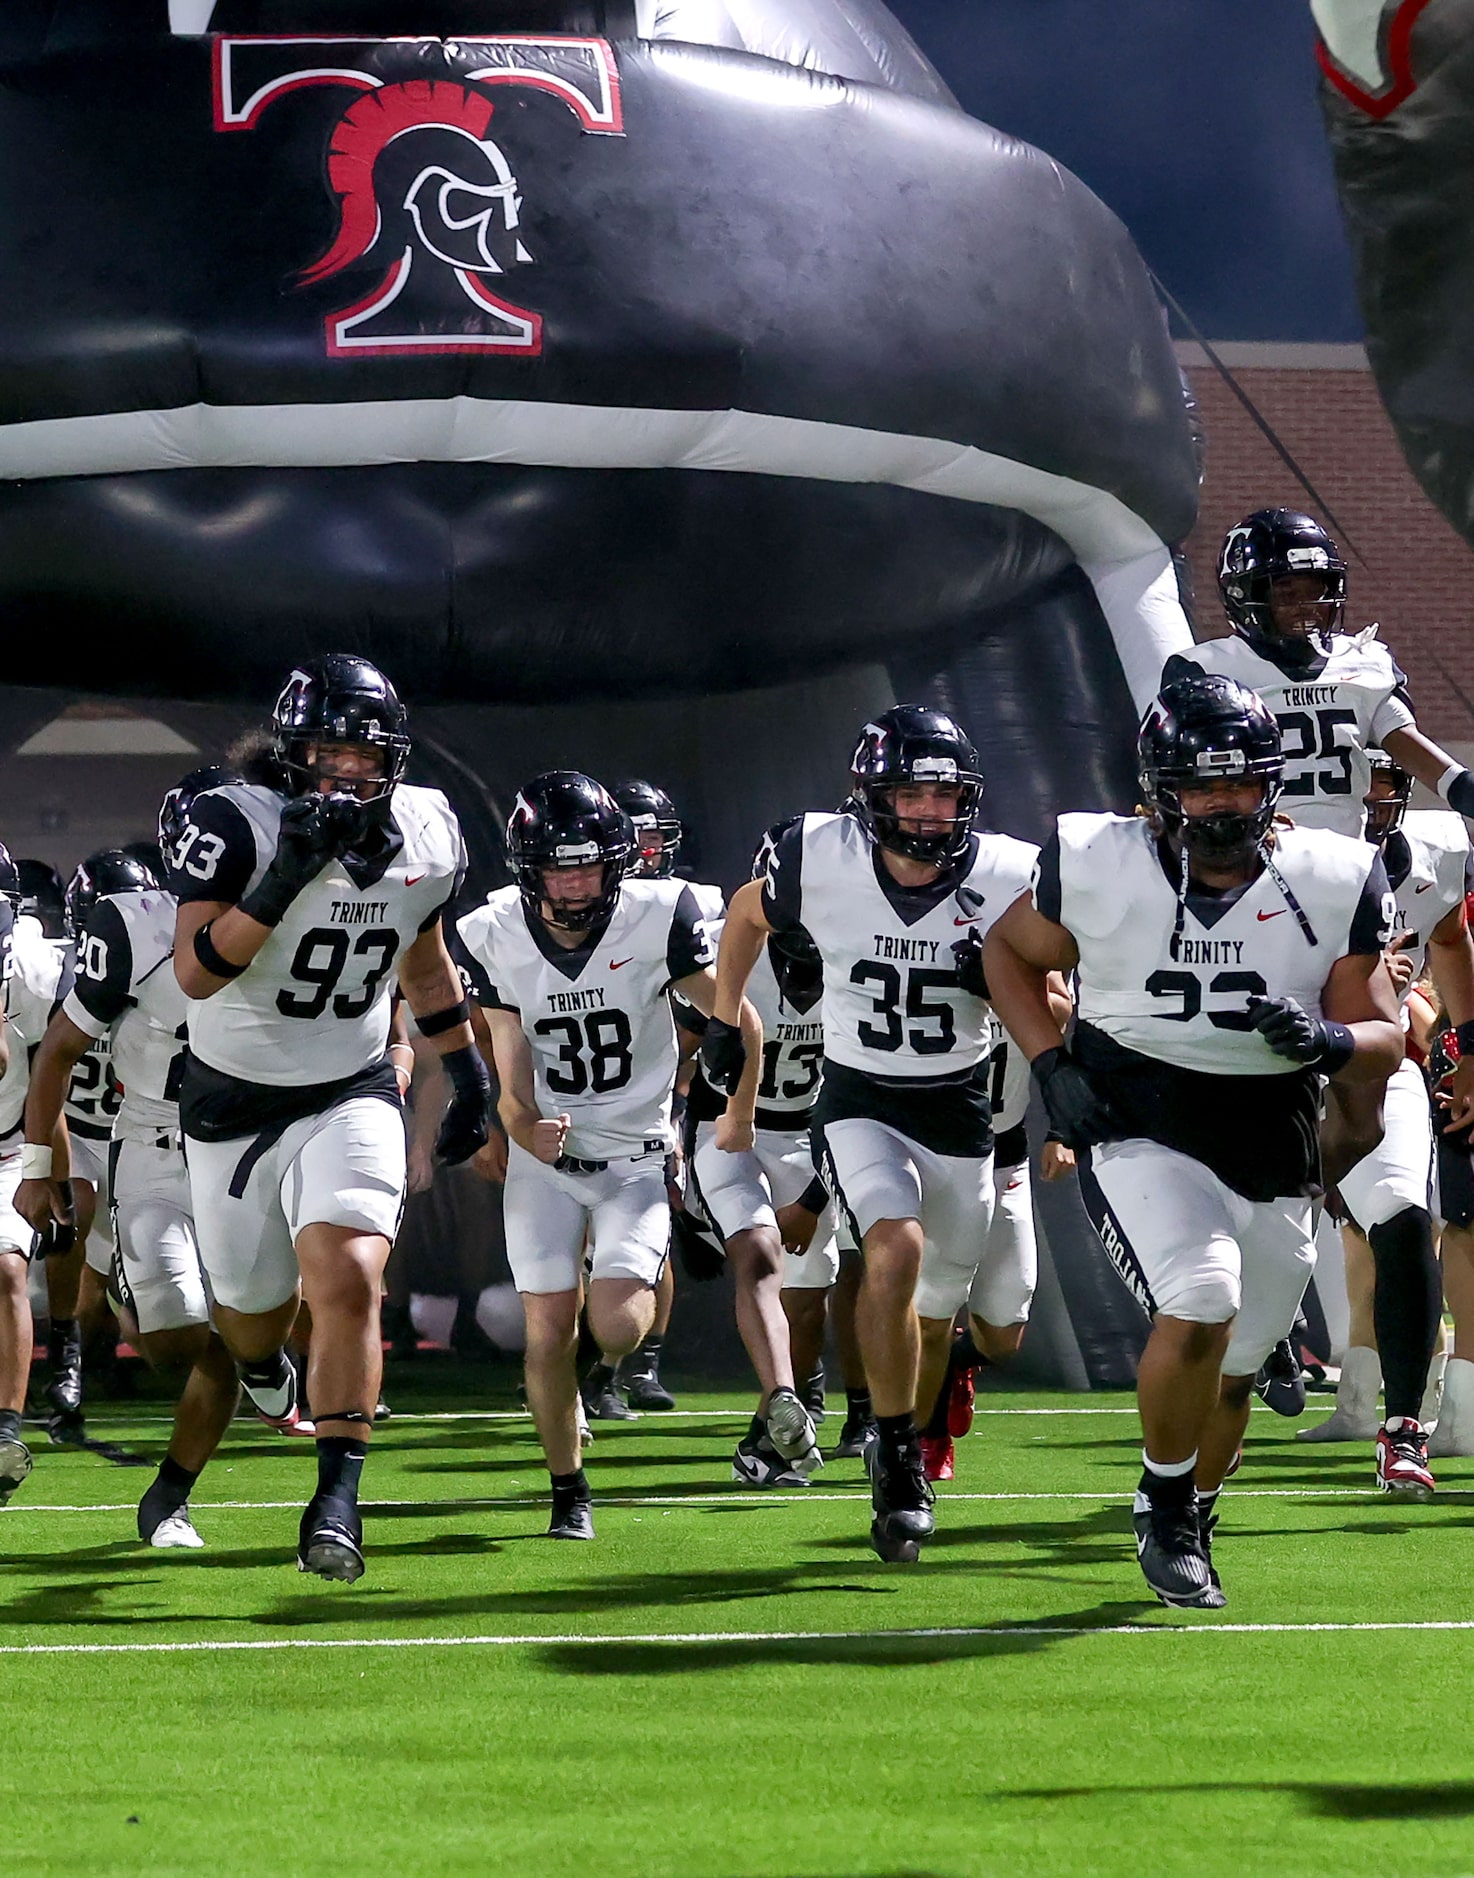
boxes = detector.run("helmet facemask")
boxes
[1147,753,1281,870]
[859,769,982,867]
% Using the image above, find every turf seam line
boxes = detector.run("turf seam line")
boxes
[5,1619,1474,1657]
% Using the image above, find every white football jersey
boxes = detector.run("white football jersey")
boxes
[458,877,714,1160]
[988,1014,1032,1136]
[1381,808,1471,1010]
[170,782,464,1086]
[0,915,68,1139]
[1173,629,1414,836]
[763,812,1037,1079]
[747,942,824,1123]
[65,888,188,1142]
[1046,812,1392,1075]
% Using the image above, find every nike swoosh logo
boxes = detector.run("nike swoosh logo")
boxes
[1416,883,1433,893]
[610,957,633,970]
[954,915,979,927]
[1256,909,1286,922]
[405,873,427,886]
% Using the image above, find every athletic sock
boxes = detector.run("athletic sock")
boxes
[0,1407,21,1442]
[550,1466,590,1507]
[1140,1450,1197,1505]
[923,1379,950,1439]
[237,1350,296,1419]
[48,1316,80,1368]
[138,1455,200,1538]
[313,1435,368,1510]
[584,1359,618,1396]
[951,1329,986,1372]
[1369,1207,1442,1422]
[876,1411,916,1455]
[1197,1488,1220,1519]
[845,1387,873,1418]
[746,1412,766,1445]
[631,1335,663,1373]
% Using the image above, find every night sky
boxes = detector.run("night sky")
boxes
[885,0,1363,345]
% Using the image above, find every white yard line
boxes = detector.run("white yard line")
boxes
[4,1619,1474,1658]
[40,1404,1325,1426]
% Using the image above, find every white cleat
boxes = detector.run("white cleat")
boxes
[765,1387,824,1479]
[1430,1356,1474,1458]
[1297,1346,1381,1442]
[147,1506,205,1549]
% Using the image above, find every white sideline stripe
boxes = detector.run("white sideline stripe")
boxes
[59,1405,1309,1425]
[5,1619,1474,1658]
[0,398,1190,710]
[15,1487,1389,1513]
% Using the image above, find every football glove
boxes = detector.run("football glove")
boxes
[240,794,347,927]
[1246,995,1355,1071]
[951,932,989,999]
[1031,1047,1115,1151]
[33,1180,76,1260]
[435,1045,493,1166]
[700,1016,747,1097]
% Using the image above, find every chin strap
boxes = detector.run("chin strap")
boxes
[1257,839,1320,948]
[1168,839,1191,963]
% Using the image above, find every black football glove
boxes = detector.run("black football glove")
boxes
[240,794,345,927]
[670,1207,727,1282]
[1246,995,1355,1070]
[1031,1047,1116,1151]
[34,1180,76,1260]
[951,933,989,999]
[315,789,375,855]
[435,1045,493,1166]
[700,1016,747,1097]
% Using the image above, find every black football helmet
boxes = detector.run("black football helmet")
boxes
[1139,672,1284,865]
[613,780,683,878]
[270,656,410,808]
[1364,749,1413,846]
[849,705,983,866]
[64,848,159,940]
[16,859,65,938]
[506,772,635,931]
[159,763,242,865]
[1218,508,1348,667]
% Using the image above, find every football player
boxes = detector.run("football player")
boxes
[606,778,725,1415]
[458,772,759,1540]
[0,839,68,1505]
[17,791,240,1546]
[1172,508,1474,837]
[985,671,1404,1608]
[710,706,1039,1563]
[683,824,830,1486]
[164,657,490,1583]
[38,849,157,1442]
[1298,753,1474,1488]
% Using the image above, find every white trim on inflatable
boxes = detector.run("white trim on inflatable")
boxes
[168,0,218,32]
[0,397,1190,705]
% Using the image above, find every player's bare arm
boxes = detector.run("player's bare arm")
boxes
[982,894,1079,1062]
[14,1008,91,1236]
[712,878,772,1028]
[671,963,763,1152]
[485,1003,567,1164]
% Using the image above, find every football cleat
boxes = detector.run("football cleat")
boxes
[1376,1419,1435,1499]
[732,1430,809,1488]
[582,1369,639,1422]
[831,1405,877,1460]
[0,1433,33,1507]
[46,1408,87,1447]
[145,1506,205,1550]
[240,1355,316,1436]
[1132,1487,1224,1609]
[946,1357,976,1440]
[1199,1504,1223,1597]
[622,1363,676,1412]
[866,1431,935,1563]
[920,1434,954,1481]
[764,1387,823,1477]
[373,1400,391,1423]
[1254,1338,1306,1418]
[45,1345,83,1419]
[1298,1346,1381,1442]
[297,1500,365,1583]
[548,1497,595,1540]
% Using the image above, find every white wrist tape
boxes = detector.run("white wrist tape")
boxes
[20,1144,53,1180]
[1437,762,1465,801]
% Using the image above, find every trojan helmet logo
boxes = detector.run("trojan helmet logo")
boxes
[214,37,624,359]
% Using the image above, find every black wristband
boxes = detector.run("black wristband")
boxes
[796,1174,830,1216]
[194,921,248,980]
[441,1042,489,1095]
[1446,768,1474,818]
[1456,1021,1474,1058]
[417,997,471,1038]
[1318,1021,1357,1075]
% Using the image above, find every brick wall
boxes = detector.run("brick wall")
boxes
[1178,343,1474,750]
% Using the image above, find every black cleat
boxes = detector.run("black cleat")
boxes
[46,1408,87,1447]
[548,1496,595,1540]
[0,1433,33,1507]
[1255,1338,1306,1418]
[583,1366,639,1422]
[832,1406,877,1460]
[373,1399,391,1423]
[1132,1487,1224,1609]
[297,1499,365,1583]
[45,1322,83,1420]
[1199,1505,1222,1598]
[866,1430,935,1563]
[732,1430,809,1488]
[622,1363,676,1411]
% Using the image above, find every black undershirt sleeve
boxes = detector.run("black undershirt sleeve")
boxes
[166,793,258,906]
[760,820,805,934]
[1347,852,1396,956]
[1031,832,1064,925]
[70,900,134,1027]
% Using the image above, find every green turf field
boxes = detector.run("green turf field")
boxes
[3,1377,1472,1877]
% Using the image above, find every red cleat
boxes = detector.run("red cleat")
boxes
[1376,1418,1434,1499]
[920,1434,954,1481]
[258,1405,317,1438]
[1223,1445,1243,1479]
[946,1360,976,1440]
